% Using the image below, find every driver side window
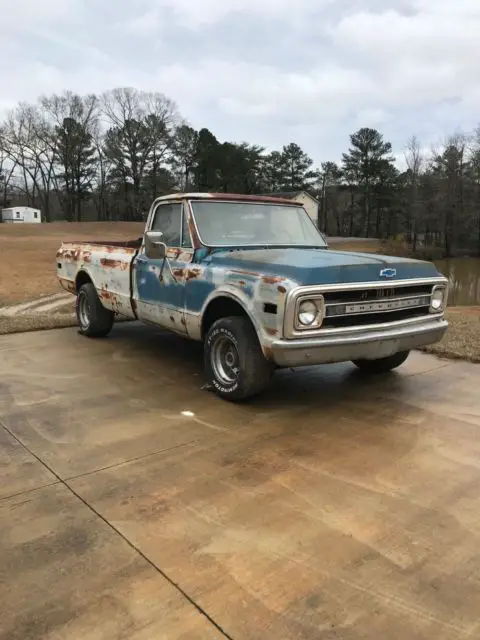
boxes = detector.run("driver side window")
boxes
[151,203,182,246]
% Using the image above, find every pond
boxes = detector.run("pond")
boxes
[435,258,480,307]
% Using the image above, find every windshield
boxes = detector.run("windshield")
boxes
[190,200,327,248]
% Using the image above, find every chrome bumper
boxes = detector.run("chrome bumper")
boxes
[268,317,448,368]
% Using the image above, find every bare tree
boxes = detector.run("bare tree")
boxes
[0,104,58,220]
[100,88,180,218]
[40,92,99,221]
[0,141,18,207]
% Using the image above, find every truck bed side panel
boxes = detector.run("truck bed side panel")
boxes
[56,242,138,318]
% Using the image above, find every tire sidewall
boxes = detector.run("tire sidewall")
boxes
[205,325,242,396]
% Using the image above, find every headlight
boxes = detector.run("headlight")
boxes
[293,294,325,331]
[430,286,446,312]
[298,300,318,325]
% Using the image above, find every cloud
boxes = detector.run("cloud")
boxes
[0,0,479,165]
[0,0,82,33]
[140,0,331,29]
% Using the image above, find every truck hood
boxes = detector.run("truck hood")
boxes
[205,247,441,285]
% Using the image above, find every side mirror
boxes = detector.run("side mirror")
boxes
[145,231,167,259]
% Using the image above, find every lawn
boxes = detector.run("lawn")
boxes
[0,221,143,306]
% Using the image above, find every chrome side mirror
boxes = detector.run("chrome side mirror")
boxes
[145,231,167,259]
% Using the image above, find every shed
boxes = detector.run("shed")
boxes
[1,206,42,223]
[261,191,320,226]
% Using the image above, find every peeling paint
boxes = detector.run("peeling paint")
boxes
[58,277,76,294]
[186,268,202,281]
[262,275,285,285]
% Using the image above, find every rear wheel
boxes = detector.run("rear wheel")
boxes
[76,282,114,338]
[352,350,410,374]
[204,316,274,401]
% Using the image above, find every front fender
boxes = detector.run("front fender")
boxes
[203,285,265,334]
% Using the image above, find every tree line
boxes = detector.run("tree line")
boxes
[0,87,479,257]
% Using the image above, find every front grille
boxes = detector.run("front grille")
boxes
[321,284,434,329]
[322,284,432,304]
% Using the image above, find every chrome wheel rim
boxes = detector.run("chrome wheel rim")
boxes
[211,336,240,385]
[78,293,91,328]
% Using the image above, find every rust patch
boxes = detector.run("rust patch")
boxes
[82,251,92,263]
[186,210,201,248]
[99,257,129,271]
[186,268,202,280]
[60,250,75,262]
[207,192,300,206]
[170,315,175,323]
[58,277,76,294]
[100,257,121,269]
[262,275,284,285]
[172,268,185,278]
[180,317,186,325]
[238,280,246,287]
[266,327,278,336]
[277,285,287,294]
[263,345,274,361]
[167,247,182,260]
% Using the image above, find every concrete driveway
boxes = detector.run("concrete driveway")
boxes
[1,324,480,640]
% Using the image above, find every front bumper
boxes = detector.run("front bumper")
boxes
[268,316,448,368]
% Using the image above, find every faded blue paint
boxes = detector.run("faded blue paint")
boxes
[203,248,439,285]
[185,280,215,313]
[184,264,257,313]
[134,255,185,309]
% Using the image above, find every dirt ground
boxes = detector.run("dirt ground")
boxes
[2,324,480,639]
[0,222,144,306]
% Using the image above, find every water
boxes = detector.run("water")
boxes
[435,258,480,306]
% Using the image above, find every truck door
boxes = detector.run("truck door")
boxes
[133,200,194,335]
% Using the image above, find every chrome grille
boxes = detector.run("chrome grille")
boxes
[322,284,433,329]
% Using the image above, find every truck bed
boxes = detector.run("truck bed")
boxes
[56,238,142,317]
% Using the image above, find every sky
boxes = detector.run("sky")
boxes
[0,0,479,168]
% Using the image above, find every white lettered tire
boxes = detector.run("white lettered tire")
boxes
[204,316,274,401]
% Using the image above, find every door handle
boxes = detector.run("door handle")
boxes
[136,257,148,264]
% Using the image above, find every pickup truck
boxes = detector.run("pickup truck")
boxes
[56,192,448,401]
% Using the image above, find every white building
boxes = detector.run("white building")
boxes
[262,191,320,227]
[1,206,42,223]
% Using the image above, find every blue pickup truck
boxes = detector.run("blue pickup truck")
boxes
[56,193,448,401]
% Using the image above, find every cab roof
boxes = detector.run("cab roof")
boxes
[154,192,302,206]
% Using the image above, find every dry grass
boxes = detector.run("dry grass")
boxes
[422,307,480,363]
[0,221,143,306]
[328,239,382,253]
[0,313,77,336]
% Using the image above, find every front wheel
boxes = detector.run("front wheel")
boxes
[76,282,115,338]
[204,316,274,401]
[352,350,410,374]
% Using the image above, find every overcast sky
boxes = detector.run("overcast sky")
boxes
[0,0,478,167]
